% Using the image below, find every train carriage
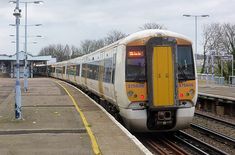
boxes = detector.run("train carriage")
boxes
[47,29,197,132]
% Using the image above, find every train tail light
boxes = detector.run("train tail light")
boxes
[179,93,184,98]
[140,95,145,100]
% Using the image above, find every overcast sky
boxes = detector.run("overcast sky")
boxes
[0,0,234,55]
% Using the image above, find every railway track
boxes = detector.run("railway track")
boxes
[137,134,190,155]
[145,138,189,155]
[60,79,234,154]
[194,112,235,128]
[190,123,235,147]
[174,131,229,155]
[137,131,231,155]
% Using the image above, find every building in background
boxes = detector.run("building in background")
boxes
[0,51,56,78]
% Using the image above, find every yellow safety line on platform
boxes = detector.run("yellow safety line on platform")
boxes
[56,81,102,155]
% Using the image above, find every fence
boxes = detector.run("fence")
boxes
[197,74,225,85]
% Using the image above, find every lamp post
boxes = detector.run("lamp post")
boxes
[183,14,209,61]
[23,1,43,92]
[11,0,22,119]
[9,1,43,92]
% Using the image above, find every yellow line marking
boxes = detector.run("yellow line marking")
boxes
[56,81,102,155]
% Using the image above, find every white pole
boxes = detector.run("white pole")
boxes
[24,2,28,92]
[232,55,234,76]
[212,55,214,81]
[13,0,22,119]
[206,54,209,85]
[195,16,198,62]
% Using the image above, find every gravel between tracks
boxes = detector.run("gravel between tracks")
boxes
[193,115,235,139]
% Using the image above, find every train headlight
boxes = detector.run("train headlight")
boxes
[128,102,146,110]
[179,101,193,108]
[127,91,134,97]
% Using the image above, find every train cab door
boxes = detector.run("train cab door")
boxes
[146,37,177,109]
[152,46,174,107]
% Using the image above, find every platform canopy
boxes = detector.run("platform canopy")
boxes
[0,51,55,62]
[0,51,56,78]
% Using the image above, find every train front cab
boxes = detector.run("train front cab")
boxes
[122,36,197,132]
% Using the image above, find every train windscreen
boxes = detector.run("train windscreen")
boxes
[177,45,195,81]
[126,46,146,82]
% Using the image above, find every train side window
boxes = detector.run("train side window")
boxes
[56,67,62,74]
[85,62,99,80]
[112,53,116,84]
[62,66,65,74]
[52,67,55,73]
[103,58,112,83]
[82,64,87,78]
[67,65,76,75]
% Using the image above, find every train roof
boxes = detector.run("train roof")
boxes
[119,29,192,45]
[51,29,192,66]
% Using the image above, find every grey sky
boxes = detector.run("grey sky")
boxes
[0,0,234,55]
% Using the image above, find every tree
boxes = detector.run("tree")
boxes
[221,24,235,77]
[71,45,83,59]
[39,30,127,61]
[38,44,73,62]
[79,40,96,54]
[201,23,223,73]
[104,30,126,45]
[201,23,235,79]
[64,44,71,60]
[78,30,126,54]
[139,23,166,30]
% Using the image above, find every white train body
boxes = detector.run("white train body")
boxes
[48,29,197,132]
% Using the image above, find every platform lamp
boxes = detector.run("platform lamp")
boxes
[183,14,209,62]
[10,0,22,119]
[23,1,43,92]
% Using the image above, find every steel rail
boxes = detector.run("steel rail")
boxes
[143,137,189,155]
[195,112,235,128]
[175,131,229,155]
[190,123,235,146]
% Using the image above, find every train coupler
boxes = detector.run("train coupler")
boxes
[147,110,175,130]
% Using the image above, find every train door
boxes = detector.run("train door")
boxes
[99,52,105,97]
[146,37,177,130]
[152,46,174,106]
[103,48,117,103]
[111,51,117,101]
[146,37,177,109]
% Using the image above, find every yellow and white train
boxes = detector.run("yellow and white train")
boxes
[40,29,198,132]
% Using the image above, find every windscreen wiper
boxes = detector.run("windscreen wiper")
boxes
[178,64,188,81]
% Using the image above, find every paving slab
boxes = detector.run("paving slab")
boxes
[0,78,148,155]
[61,81,147,155]
[0,78,93,155]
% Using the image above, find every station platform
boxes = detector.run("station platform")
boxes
[198,82,235,117]
[198,83,235,101]
[0,78,149,155]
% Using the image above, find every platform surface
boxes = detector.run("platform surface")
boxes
[198,83,235,101]
[0,78,146,155]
